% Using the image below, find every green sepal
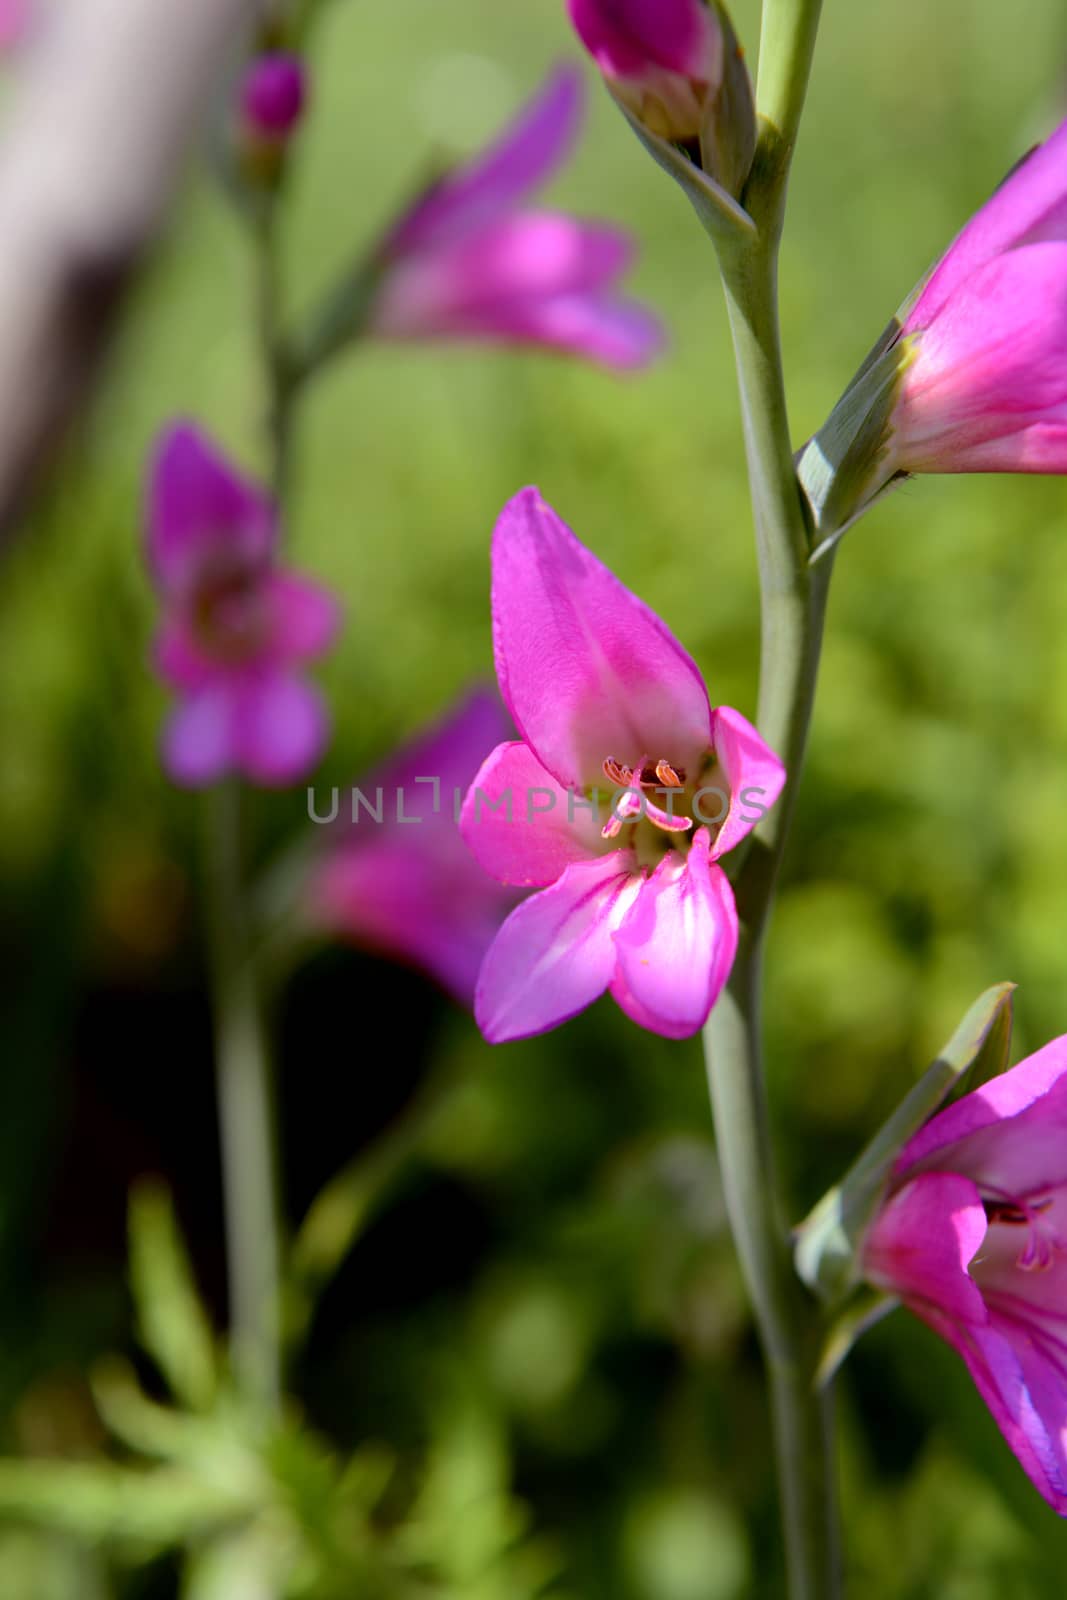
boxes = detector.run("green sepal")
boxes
[796,318,910,559]
[794,983,1016,1304]
[614,100,756,244]
[699,5,757,199]
[815,1289,899,1389]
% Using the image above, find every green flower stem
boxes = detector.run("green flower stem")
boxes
[199,192,299,1436]
[253,202,296,504]
[701,2,839,1596]
[203,781,282,1422]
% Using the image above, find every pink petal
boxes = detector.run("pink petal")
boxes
[146,422,276,595]
[897,244,1067,473]
[895,1034,1067,1197]
[461,740,605,887]
[909,117,1067,329]
[568,0,718,80]
[460,290,665,368]
[161,686,236,788]
[372,213,664,368]
[708,705,786,860]
[863,1172,989,1325]
[267,571,341,663]
[0,0,27,50]
[939,1319,1067,1514]
[387,67,585,256]
[234,672,329,787]
[375,214,637,335]
[610,831,738,1038]
[491,489,713,791]
[153,615,215,692]
[869,1178,1067,1511]
[475,852,641,1043]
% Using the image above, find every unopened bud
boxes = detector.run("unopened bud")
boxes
[237,53,308,186]
[568,0,754,195]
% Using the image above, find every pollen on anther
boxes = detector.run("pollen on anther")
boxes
[603,757,632,786]
[655,759,684,788]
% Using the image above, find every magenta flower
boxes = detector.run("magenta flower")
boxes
[146,423,339,789]
[863,1034,1067,1512]
[568,0,722,142]
[239,53,308,144]
[460,489,785,1044]
[368,67,664,369]
[891,116,1067,474]
[309,688,522,1007]
[0,0,26,50]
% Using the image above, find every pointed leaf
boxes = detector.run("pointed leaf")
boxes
[795,983,1016,1301]
[0,1462,249,1545]
[129,1181,218,1412]
[815,1289,899,1388]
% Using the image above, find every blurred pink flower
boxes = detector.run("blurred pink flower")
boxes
[0,0,28,51]
[146,422,339,789]
[863,1034,1067,1512]
[460,489,785,1044]
[369,66,664,368]
[310,688,523,1007]
[239,52,308,143]
[891,116,1067,473]
[567,0,721,142]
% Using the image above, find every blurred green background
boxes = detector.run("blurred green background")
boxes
[2,0,1067,1594]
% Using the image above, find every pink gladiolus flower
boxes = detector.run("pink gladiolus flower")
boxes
[239,53,307,143]
[460,489,785,1044]
[369,66,664,369]
[568,0,722,142]
[863,1034,1067,1512]
[0,0,27,51]
[310,688,523,1007]
[891,117,1067,474]
[146,423,339,789]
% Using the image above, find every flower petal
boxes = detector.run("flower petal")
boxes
[895,1033,1067,1197]
[161,686,236,788]
[475,851,641,1043]
[610,830,737,1038]
[267,571,342,662]
[467,290,665,368]
[374,214,637,336]
[909,117,1067,329]
[234,672,329,787]
[491,489,713,790]
[569,0,719,80]
[461,740,605,887]
[386,66,585,256]
[708,705,786,860]
[897,244,1067,474]
[941,1319,1067,1514]
[146,422,276,594]
[863,1172,989,1324]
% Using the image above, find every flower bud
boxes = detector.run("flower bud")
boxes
[799,115,1067,553]
[568,0,755,195]
[236,53,308,186]
[241,52,306,141]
